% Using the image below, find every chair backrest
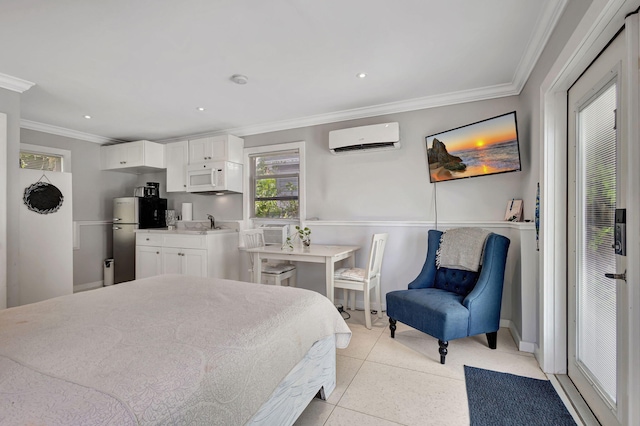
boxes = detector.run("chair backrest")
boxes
[241,229,266,268]
[365,233,388,280]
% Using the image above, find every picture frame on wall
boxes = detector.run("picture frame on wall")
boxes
[505,199,523,222]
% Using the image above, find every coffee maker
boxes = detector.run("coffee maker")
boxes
[144,182,160,198]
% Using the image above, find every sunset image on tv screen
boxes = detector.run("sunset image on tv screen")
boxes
[426,112,521,183]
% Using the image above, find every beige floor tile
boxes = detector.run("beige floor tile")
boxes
[343,309,387,334]
[326,355,364,405]
[368,328,545,381]
[325,406,406,426]
[294,400,335,426]
[337,327,383,360]
[338,361,469,426]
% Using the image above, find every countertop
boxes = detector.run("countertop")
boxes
[135,228,236,235]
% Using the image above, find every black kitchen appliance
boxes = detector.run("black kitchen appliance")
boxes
[144,182,160,198]
[112,196,167,283]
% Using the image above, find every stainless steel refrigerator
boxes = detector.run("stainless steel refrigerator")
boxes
[113,197,167,283]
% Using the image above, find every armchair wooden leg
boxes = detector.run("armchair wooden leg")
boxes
[389,318,396,338]
[486,331,498,349]
[438,340,448,364]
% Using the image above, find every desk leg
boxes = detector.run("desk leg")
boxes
[348,253,356,310]
[326,257,334,304]
[253,253,262,284]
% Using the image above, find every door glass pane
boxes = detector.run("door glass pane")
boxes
[577,83,617,403]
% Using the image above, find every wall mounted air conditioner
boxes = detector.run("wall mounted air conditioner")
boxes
[329,122,400,154]
[260,224,290,245]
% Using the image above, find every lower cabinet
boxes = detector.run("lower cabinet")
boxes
[136,246,162,279]
[161,247,208,276]
[135,231,239,280]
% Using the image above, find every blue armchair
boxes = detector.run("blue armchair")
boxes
[386,229,510,364]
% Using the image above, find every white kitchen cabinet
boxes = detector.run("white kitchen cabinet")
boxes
[136,245,162,279]
[161,247,208,277]
[188,135,244,164]
[101,140,164,173]
[165,140,188,192]
[135,230,239,280]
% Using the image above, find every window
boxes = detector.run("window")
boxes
[245,142,305,221]
[19,144,71,173]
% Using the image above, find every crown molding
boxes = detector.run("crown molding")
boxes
[20,120,121,144]
[233,83,521,137]
[0,73,35,93]
[511,0,569,92]
[156,82,520,143]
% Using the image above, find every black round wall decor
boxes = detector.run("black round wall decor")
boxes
[23,181,64,214]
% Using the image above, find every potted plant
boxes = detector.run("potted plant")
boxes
[282,225,311,251]
[296,225,311,247]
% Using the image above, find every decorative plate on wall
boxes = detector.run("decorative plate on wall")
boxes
[23,180,64,214]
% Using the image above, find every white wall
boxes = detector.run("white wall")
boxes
[20,129,140,289]
[0,113,6,309]
[19,168,73,304]
[0,87,21,308]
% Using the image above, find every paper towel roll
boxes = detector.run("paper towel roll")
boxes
[181,203,193,221]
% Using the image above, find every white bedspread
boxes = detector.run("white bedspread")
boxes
[0,275,351,425]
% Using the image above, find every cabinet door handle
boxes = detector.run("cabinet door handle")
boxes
[156,251,160,254]
[146,238,150,241]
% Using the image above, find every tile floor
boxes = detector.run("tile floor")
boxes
[295,310,580,426]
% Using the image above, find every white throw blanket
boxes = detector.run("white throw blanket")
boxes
[435,228,491,272]
[0,275,351,425]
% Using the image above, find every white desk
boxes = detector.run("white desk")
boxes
[246,244,360,303]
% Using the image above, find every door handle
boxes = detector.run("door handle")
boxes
[113,226,121,230]
[605,270,626,281]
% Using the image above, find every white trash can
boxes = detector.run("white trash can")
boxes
[104,258,114,286]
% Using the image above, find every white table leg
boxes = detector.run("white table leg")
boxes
[253,253,262,283]
[326,257,334,303]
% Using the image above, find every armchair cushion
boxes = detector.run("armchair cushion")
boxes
[434,267,479,297]
[386,288,470,341]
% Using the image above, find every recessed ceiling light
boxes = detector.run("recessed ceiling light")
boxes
[197,107,206,111]
[230,74,249,85]
[357,73,367,79]
[83,115,91,119]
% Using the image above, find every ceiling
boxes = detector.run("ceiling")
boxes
[0,0,566,143]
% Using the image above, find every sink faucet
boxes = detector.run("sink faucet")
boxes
[207,214,215,229]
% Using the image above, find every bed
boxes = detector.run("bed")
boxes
[0,274,351,425]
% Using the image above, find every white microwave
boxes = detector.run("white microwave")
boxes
[186,161,243,194]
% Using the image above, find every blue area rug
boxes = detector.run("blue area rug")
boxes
[464,366,576,426]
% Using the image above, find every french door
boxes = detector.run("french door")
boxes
[567,30,628,426]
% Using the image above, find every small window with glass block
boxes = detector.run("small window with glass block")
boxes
[251,150,300,218]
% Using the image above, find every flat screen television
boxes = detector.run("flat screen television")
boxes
[425,111,521,183]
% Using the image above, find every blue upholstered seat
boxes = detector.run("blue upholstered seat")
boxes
[386,229,510,364]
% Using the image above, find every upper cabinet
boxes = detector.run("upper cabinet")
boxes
[165,140,188,192]
[101,140,164,173]
[188,135,244,164]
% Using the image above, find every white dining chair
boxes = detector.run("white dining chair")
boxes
[241,229,296,287]
[333,233,388,329]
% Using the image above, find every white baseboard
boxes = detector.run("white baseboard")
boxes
[508,321,536,353]
[73,281,103,293]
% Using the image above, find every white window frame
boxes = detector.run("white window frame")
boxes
[20,143,71,173]
[243,141,306,227]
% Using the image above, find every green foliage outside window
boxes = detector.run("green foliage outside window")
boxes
[254,156,299,218]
